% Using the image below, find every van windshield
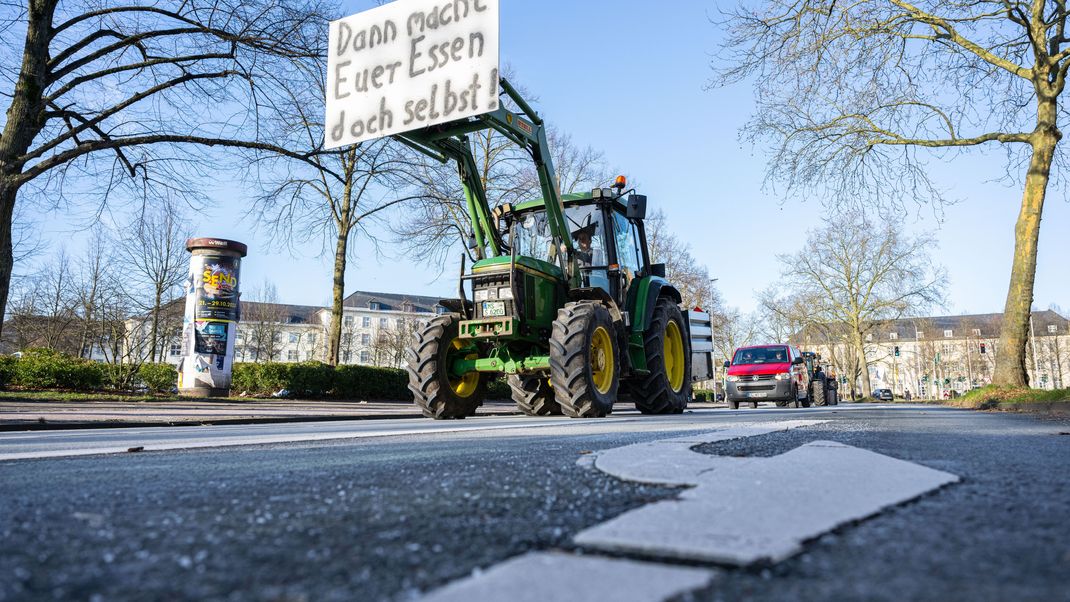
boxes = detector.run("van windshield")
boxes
[733,346,789,365]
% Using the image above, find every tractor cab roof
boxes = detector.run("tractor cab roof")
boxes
[512,192,629,213]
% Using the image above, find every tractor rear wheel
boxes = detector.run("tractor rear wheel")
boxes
[811,378,828,407]
[632,298,690,414]
[549,302,618,418]
[406,314,485,419]
[509,374,561,416]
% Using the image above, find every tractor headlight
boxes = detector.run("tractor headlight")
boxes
[474,288,495,302]
[498,287,514,300]
[726,375,740,382]
[775,372,792,380]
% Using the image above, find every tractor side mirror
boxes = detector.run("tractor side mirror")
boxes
[626,194,647,220]
[649,263,666,278]
[722,360,730,369]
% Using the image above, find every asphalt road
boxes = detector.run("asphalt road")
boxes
[1,405,1068,601]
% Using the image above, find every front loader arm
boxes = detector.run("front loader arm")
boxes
[396,79,576,281]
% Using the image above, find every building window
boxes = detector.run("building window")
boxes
[343,351,351,363]
[344,315,354,327]
[971,329,981,337]
[916,331,924,339]
[379,318,389,329]
[369,302,382,311]
[360,351,370,363]
[889,332,898,341]
[865,333,873,342]
[287,350,298,361]
[289,333,299,343]
[362,317,371,328]
[307,333,317,344]
[361,333,371,345]
[342,333,352,346]
[435,305,447,315]
[944,329,953,338]
[942,344,953,355]
[305,351,314,361]
[1049,324,1059,334]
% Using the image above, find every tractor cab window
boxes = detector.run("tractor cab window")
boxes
[612,212,642,281]
[513,211,556,263]
[565,204,610,293]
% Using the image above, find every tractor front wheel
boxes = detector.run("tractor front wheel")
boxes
[406,314,485,419]
[549,302,618,418]
[509,374,561,416]
[632,298,691,414]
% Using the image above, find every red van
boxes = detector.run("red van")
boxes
[724,345,810,409]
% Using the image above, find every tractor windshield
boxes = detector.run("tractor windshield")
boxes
[511,204,610,292]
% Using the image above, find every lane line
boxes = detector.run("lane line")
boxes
[416,552,714,602]
[575,422,960,565]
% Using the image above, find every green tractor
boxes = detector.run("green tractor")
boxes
[399,80,707,419]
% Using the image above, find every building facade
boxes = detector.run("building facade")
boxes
[798,311,1070,398]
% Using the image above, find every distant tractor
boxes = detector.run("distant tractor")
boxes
[400,81,712,419]
[802,351,838,406]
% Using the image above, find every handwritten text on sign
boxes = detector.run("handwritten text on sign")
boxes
[325,0,500,148]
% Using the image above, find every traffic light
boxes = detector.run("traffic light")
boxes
[980,342,986,354]
[894,346,900,357]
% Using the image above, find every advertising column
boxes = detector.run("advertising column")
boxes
[178,238,247,397]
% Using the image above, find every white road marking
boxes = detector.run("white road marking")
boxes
[416,551,714,602]
[575,423,960,565]
[0,417,635,461]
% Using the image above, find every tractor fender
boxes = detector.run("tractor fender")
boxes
[631,277,682,335]
[567,287,624,324]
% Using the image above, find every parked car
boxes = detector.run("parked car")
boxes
[871,388,894,401]
[723,344,810,410]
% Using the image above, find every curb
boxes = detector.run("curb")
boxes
[0,408,524,432]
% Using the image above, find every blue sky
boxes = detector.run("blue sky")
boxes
[24,0,1070,316]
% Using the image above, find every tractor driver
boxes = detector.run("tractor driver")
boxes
[572,222,608,290]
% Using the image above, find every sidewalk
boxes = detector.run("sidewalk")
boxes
[0,399,525,431]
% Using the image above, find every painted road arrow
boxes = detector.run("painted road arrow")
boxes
[574,420,960,565]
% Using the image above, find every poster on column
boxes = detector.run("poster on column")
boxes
[325,0,500,148]
[195,255,241,322]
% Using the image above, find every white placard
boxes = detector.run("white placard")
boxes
[325,0,500,148]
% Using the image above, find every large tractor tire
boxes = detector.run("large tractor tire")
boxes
[632,298,690,415]
[406,314,485,420]
[811,378,828,407]
[549,302,619,418]
[508,374,561,416]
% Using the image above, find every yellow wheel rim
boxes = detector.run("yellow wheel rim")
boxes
[448,339,480,398]
[590,326,615,394]
[664,320,685,393]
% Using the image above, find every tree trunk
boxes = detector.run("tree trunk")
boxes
[327,227,349,366]
[993,97,1060,387]
[149,289,162,362]
[0,0,56,340]
[852,329,872,397]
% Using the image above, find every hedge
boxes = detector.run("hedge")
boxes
[2,349,105,390]
[138,363,178,393]
[232,361,511,401]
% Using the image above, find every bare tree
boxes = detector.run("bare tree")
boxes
[6,249,79,352]
[243,284,285,362]
[0,0,331,341]
[115,202,191,362]
[370,319,418,369]
[74,225,108,358]
[773,212,946,395]
[714,307,758,367]
[246,61,423,367]
[716,0,1070,386]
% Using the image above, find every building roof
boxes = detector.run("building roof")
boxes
[342,290,443,313]
[794,310,1068,343]
[241,301,324,325]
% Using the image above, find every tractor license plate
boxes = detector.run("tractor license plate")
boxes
[748,392,768,398]
[482,301,506,317]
